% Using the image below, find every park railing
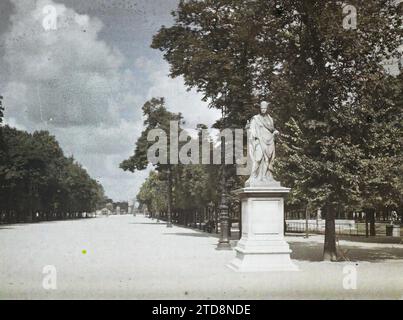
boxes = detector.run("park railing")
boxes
[285,220,402,238]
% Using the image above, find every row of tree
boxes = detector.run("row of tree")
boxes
[121,98,228,228]
[123,0,402,261]
[0,97,107,223]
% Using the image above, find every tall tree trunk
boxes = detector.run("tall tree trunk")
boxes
[369,208,376,236]
[27,184,33,223]
[166,165,173,227]
[323,205,338,261]
[365,211,369,237]
[305,204,309,238]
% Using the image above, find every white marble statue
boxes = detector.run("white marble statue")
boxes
[229,102,297,272]
[245,101,280,187]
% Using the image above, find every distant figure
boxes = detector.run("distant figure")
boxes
[391,211,399,224]
[317,208,322,220]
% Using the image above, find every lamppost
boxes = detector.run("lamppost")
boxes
[216,178,231,250]
[166,165,173,228]
[216,106,231,250]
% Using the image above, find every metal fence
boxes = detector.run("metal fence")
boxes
[285,220,402,238]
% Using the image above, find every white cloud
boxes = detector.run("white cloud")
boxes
[136,57,221,128]
[3,0,124,127]
[1,0,142,201]
[51,120,142,156]
[1,0,220,201]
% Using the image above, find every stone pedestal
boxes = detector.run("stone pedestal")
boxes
[228,186,298,272]
[392,224,400,237]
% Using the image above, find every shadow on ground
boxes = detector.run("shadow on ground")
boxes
[162,230,239,240]
[289,241,403,262]
[163,232,212,238]
[137,219,403,263]
[338,235,403,244]
[130,222,167,225]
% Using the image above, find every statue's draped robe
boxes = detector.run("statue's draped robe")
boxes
[246,114,276,185]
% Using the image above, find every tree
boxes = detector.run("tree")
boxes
[0,95,4,124]
[121,97,183,226]
[268,1,401,258]
[137,171,168,218]
[135,122,224,227]
[357,72,403,232]
[0,125,105,223]
[0,95,6,217]
[151,0,264,129]
[152,0,402,260]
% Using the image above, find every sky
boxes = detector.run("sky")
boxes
[0,0,221,202]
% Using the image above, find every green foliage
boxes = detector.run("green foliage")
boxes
[0,95,3,124]
[137,171,168,214]
[136,122,222,218]
[152,0,402,214]
[121,97,186,219]
[120,97,183,172]
[269,1,402,215]
[0,125,105,222]
[152,0,402,259]
[151,0,261,128]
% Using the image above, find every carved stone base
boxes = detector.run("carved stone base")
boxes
[228,186,298,272]
[245,176,281,188]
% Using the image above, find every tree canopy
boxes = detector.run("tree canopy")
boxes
[0,124,106,223]
[151,0,402,260]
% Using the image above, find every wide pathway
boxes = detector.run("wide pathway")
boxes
[0,215,402,299]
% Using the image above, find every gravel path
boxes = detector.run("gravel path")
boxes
[1,215,402,299]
